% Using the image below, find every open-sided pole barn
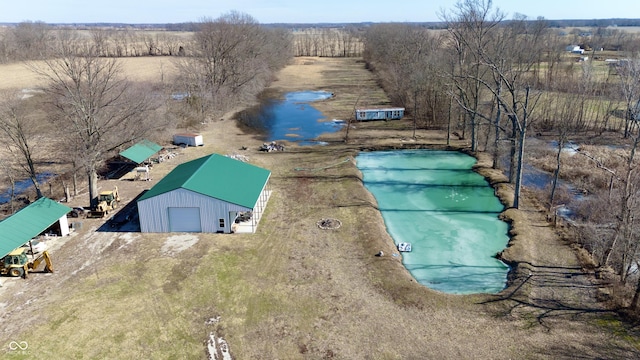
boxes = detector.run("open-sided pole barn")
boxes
[0,197,71,259]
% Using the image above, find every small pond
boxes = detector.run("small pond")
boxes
[237,90,344,145]
[357,149,510,294]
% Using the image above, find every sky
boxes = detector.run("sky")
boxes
[0,0,639,24]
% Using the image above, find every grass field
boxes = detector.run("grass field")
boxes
[0,57,178,92]
[0,56,639,359]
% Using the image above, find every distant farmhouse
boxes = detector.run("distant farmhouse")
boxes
[566,45,585,54]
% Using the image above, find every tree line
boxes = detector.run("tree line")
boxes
[0,21,366,62]
[292,27,363,57]
[0,21,190,61]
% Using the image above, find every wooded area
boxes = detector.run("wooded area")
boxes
[362,0,640,313]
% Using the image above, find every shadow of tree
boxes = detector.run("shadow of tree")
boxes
[480,262,640,357]
[481,262,613,324]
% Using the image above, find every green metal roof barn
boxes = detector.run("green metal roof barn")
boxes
[137,154,271,233]
[0,197,71,258]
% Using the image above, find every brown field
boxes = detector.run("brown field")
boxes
[0,56,639,359]
[0,57,178,92]
[561,26,640,34]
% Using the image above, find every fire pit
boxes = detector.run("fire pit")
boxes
[316,218,341,230]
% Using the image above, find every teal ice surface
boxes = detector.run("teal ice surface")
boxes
[357,150,510,294]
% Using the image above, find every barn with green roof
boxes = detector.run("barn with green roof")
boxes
[0,197,71,259]
[137,153,271,233]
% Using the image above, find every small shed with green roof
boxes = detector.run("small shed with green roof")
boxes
[0,197,71,259]
[137,153,271,233]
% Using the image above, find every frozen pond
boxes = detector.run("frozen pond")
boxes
[237,90,343,145]
[357,150,510,294]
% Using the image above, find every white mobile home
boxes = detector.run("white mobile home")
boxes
[355,107,404,121]
[137,154,271,233]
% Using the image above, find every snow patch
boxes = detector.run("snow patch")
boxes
[207,333,232,360]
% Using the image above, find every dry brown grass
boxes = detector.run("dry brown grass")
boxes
[526,138,629,194]
[0,56,639,359]
[561,26,640,34]
[0,57,178,92]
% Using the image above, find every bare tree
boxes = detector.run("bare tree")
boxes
[547,91,583,211]
[90,28,111,57]
[604,139,640,285]
[0,91,49,199]
[344,93,362,143]
[602,114,640,275]
[29,45,157,207]
[362,24,448,130]
[177,12,291,122]
[112,29,131,57]
[142,34,159,56]
[476,15,546,208]
[442,0,504,152]
[617,57,640,138]
[9,21,52,60]
[0,158,17,214]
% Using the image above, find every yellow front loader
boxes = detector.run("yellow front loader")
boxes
[87,186,120,218]
[0,247,54,278]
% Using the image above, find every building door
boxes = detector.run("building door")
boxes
[168,207,202,232]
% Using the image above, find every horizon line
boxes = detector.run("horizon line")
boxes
[0,17,640,27]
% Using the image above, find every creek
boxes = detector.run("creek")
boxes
[0,172,55,204]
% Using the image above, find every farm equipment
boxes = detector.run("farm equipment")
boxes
[87,187,120,218]
[0,247,54,278]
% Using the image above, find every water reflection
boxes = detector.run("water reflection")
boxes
[237,90,343,145]
[519,141,585,218]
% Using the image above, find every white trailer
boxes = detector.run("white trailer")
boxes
[173,133,204,147]
[355,107,404,121]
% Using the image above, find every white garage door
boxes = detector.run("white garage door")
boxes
[168,207,202,232]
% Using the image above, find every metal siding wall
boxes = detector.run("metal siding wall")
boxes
[138,188,251,233]
[138,197,166,232]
